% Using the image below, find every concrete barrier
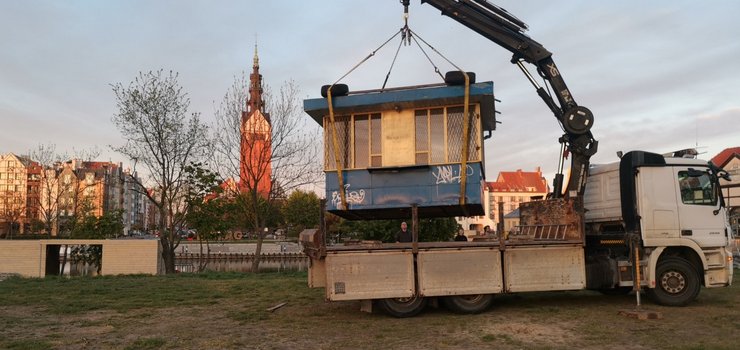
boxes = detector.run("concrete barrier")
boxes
[0,239,162,278]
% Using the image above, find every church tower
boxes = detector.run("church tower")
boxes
[240,44,272,198]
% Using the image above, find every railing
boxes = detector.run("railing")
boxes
[175,252,309,273]
[511,224,569,241]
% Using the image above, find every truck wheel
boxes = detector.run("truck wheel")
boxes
[443,294,494,314]
[377,296,427,318]
[646,257,701,306]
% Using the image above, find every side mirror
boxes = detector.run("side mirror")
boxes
[718,170,732,181]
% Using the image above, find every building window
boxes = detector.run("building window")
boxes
[354,115,369,169]
[324,104,479,170]
[678,170,716,205]
[415,106,479,165]
[415,110,430,164]
[370,114,382,167]
[325,113,381,170]
[324,115,350,170]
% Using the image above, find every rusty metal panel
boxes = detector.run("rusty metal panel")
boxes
[504,245,586,292]
[308,258,326,288]
[325,251,414,301]
[418,248,503,297]
[517,198,584,241]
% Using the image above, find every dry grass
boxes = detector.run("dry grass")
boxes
[0,271,738,349]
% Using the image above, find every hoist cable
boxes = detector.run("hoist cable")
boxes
[325,29,403,210]
[330,29,402,86]
[410,34,445,81]
[381,32,406,91]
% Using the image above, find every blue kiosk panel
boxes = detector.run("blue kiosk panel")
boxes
[326,162,485,220]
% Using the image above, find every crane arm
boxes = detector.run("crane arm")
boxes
[421,0,598,197]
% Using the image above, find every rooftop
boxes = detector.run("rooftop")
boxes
[487,168,548,193]
[711,147,740,168]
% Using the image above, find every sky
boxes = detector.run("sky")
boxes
[1,0,739,186]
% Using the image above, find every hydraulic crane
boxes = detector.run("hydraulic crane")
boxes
[415,0,598,198]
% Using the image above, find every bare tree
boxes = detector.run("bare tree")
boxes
[0,192,25,239]
[212,75,322,271]
[111,70,208,274]
[30,144,100,237]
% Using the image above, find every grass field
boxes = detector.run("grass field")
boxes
[0,271,738,350]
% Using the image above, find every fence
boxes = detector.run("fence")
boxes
[175,252,309,273]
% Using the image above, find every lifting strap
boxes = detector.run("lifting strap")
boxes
[459,73,471,206]
[327,88,347,210]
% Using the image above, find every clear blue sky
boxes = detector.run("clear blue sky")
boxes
[1,0,738,182]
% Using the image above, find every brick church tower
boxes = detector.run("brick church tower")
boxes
[240,44,272,198]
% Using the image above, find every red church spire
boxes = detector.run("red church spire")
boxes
[247,44,264,117]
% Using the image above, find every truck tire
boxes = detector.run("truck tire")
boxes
[444,71,477,85]
[320,84,349,98]
[646,257,701,306]
[443,294,494,314]
[377,296,427,318]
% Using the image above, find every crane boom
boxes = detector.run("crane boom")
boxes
[421,0,598,197]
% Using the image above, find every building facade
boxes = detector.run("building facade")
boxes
[122,168,147,235]
[457,167,548,234]
[0,153,41,236]
[712,147,740,234]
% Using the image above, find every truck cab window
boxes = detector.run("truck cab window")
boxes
[678,170,717,206]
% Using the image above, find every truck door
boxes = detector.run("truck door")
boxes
[636,166,680,240]
[673,167,727,247]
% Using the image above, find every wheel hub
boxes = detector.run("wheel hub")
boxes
[661,271,686,294]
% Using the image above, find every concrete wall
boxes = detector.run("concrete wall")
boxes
[0,239,161,278]
[0,241,44,277]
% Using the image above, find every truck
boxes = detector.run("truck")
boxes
[299,0,734,317]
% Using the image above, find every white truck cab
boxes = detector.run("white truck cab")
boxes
[584,151,733,306]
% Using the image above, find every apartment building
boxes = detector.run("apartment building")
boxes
[0,153,41,236]
[457,167,548,234]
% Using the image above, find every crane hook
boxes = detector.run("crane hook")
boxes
[400,0,412,45]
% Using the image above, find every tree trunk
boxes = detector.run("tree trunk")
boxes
[251,232,264,273]
[59,244,68,276]
[198,237,211,272]
[159,206,176,274]
[161,237,176,274]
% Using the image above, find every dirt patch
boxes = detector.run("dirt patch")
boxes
[485,321,576,345]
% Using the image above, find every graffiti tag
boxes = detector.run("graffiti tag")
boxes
[331,184,366,207]
[433,164,475,184]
